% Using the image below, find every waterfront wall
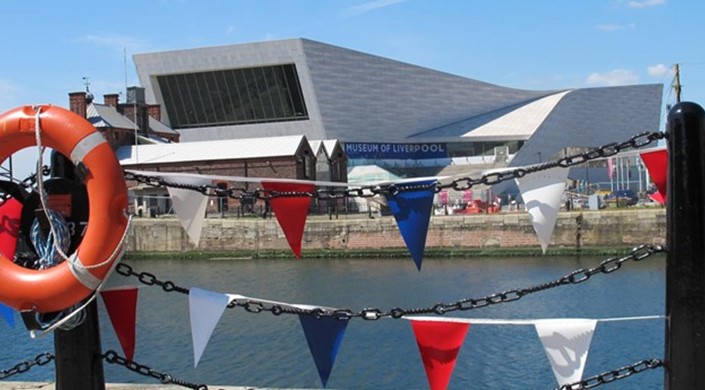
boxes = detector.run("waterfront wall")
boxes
[125,209,666,254]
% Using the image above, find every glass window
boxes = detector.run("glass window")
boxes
[157,64,308,129]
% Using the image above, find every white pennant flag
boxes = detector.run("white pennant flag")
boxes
[189,287,229,367]
[163,176,210,246]
[515,167,569,253]
[535,319,597,387]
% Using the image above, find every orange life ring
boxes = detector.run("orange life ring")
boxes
[0,105,128,313]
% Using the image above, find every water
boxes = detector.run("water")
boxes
[0,255,665,389]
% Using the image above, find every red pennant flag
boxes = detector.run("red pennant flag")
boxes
[0,198,22,259]
[261,182,314,258]
[640,149,667,204]
[411,319,470,390]
[101,288,139,360]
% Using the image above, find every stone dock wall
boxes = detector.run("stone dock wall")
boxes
[125,209,666,254]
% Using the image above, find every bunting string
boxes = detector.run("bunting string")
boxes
[0,130,671,389]
[115,244,664,320]
[124,131,666,200]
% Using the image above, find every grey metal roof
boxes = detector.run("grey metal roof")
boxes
[149,117,178,135]
[322,140,342,158]
[87,104,137,130]
[116,134,307,165]
[308,140,324,158]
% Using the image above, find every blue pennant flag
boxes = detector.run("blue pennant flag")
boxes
[0,303,14,328]
[299,315,349,388]
[385,179,437,270]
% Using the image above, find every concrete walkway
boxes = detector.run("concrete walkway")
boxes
[0,383,277,390]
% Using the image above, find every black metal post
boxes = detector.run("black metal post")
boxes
[50,151,106,390]
[665,101,705,389]
[54,300,106,390]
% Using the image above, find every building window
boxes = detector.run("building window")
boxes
[158,64,308,129]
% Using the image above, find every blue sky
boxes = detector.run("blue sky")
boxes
[1,0,702,176]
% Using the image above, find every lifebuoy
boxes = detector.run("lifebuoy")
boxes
[0,105,128,313]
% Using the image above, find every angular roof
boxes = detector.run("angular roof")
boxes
[322,140,342,158]
[87,104,136,130]
[116,134,308,165]
[133,38,662,154]
[149,117,179,135]
[308,140,324,157]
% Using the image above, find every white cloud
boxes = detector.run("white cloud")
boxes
[596,23,636,32]
[585,69,639,86]
[647,64,671,77]
[627,0,666,8]
[342,0,406,17]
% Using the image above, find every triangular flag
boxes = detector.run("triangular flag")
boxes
[0,303,14,328]
[261,181,314,258]
[640,149,667,204]
[0,198,22,259]
[164,176,210,247]
[411,319,470,390]
[384,180,436,270]
[535,319,597,387]
[515,167,569,254]
[100,288,139,360]
[299,315,349,387]
[649,191,665,205]
[189,287,229,367]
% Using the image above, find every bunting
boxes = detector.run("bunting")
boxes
[535,319,597,387]
[0,303,14,328]
[189,287,229,367]
[298,315,349,387]
[639,149,667,204]
[100,287,139,360]
[261,181,315,258]
[0,197,22,259]
[384,179,437,270]
[163,175,211,246]
[410,318,470,390]
[515,167,569,253]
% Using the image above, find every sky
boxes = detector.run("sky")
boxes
[1,0,703,177]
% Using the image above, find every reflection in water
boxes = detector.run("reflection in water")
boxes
[0,255,665,389]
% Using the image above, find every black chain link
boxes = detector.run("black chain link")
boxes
[0,352,54,380]
[556,358,663,389]
[0,168,46,202]
[102,350,208,390]
[123,131,666,200]
[116,263,189,294]
[0,351,663,389]
[116,244,665,320]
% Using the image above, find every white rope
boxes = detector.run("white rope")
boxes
[33,106,72,264]
[32,106,132,271]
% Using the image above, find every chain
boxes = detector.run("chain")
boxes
[102,350,208,390]
[116,244,665,320]
[123,131,666,199]
[0,351,661,389]
[556,358,663,389]
[0,352,54,380]
[0,167,46,202]
[116,263,190,294]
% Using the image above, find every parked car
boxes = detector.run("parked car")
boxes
[604,189,639,206]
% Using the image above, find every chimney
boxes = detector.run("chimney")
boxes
[147,104,161,121]
[68,92,88,118]
[104,94,119,107]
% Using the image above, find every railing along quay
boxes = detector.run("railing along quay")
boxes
[1,102,704,389]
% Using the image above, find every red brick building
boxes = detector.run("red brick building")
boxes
[67,89,347,216]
